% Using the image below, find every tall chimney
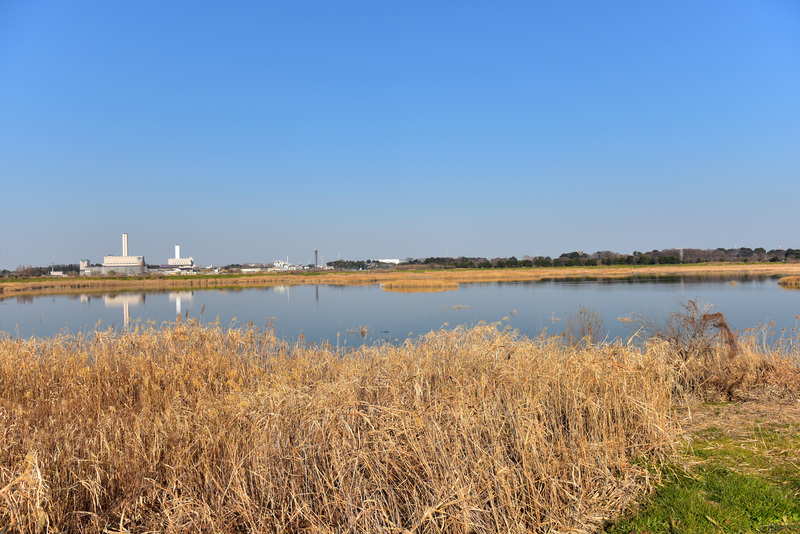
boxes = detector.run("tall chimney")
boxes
[175,244,180,259]
[122,233,128,257]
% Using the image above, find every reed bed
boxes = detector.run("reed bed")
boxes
[2,314,797,533]
[778,275,800,288]
[381,280,460,293]
[2,321,680,533]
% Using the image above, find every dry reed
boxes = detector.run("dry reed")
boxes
[630,301,800,400]
[778,276,800,289]
[2,320,683,533]
[2,312,798,533]
[381,281,460,293]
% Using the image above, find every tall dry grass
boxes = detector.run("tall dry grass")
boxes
[2,319,682,533]
[381,280,460,293]
[778,275,800,289]
[2,310,798,533]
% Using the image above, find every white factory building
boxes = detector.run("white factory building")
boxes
[167,244,194,270]
[81,233,146,276]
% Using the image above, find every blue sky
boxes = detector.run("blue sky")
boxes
[1,2,799,269]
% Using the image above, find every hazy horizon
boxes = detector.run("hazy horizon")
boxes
[2,2,799,270]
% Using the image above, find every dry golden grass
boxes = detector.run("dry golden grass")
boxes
[381,280,460,293]
[1,313,797,533]
[1,320,682,533]
[778,275,800,288]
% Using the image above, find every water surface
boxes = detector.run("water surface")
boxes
[1,276,798,344]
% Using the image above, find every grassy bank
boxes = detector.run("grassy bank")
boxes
[609,400,800,533]
[2,307,799,533]
[3,263,800,299]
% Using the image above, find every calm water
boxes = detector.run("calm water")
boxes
[1,276,798,343]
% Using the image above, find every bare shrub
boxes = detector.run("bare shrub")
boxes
[633,300,746,399]
[563,306,606,347]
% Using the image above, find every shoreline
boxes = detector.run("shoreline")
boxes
[2,262,800,299]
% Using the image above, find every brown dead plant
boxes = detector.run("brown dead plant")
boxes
[778,275,800,289]
[0,452,50,534]
[633,300,746,400]
[563,306,606,347]
[0,320,679,533]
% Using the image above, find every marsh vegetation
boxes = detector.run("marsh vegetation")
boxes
[779,276,800,289]
[2,302,799,533]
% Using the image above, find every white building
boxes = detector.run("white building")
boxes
[168,244,194,268]
[271,260,294,271]
[81,233,146,276]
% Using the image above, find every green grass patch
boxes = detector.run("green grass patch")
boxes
[609,414,800,533]
[609,466,800,533]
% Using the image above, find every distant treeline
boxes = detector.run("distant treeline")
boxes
[4,264,80,277]
[329,247,800,270]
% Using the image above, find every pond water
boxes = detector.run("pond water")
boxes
[1,276,798,344]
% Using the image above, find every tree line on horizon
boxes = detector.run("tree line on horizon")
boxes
[328,246,800,270]
[5,263,80,278]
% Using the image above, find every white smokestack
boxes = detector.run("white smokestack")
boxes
[175,244,180,259]
[122,233,128,257]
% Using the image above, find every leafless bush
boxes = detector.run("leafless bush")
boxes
[564,306,606,347]
[633,300,745,399]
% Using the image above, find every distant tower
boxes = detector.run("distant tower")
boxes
[122,233,129,257]
[175,244,181,259]
[315,250,318,268]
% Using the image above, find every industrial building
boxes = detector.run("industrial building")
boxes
[167,244,194,269]
[80,233,146,276]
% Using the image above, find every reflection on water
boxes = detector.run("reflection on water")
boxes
[103,294,145,326]
[0,276,797,343]
[169,291,194,317]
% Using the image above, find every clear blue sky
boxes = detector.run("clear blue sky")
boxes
[2,1,799,269]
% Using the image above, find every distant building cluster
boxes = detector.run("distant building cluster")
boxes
[166,245,194,269]
[81,234,145,276]
[80,234,197,276]
[240,259,333,273]
[78,233,337,277]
